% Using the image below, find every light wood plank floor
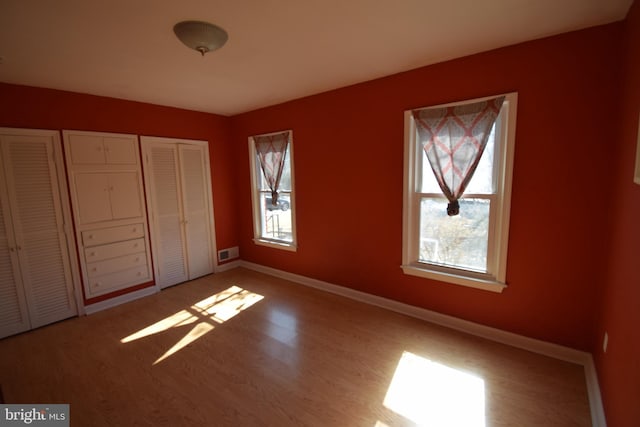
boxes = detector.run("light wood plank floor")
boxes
[0,268,591,426]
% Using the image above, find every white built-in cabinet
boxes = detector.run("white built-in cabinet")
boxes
[0,128,80,339]
[63,131,153,298]
[140,137,216,289]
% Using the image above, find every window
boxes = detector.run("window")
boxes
[248,130,297,250]
[402,93,517,292]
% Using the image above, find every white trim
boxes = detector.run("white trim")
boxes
[401,264,506,293]
[402,93,517,290]
[248,130,297,250]
[496,97,517,280]
[84,286,158,315]
[215,259,242,273]
[241,260,583,361]
[252,238,298,252]
[584,355,608,427]
[52,131,86,316]
[237,260,606,426]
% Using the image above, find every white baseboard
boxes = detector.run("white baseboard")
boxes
[215,259,242,273]
[83,286,158,315]
[584,355,607,427]
[238,260,607,427]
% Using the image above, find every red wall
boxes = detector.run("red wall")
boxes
[594,1,640,425]
[231,23,623,352]
[1,13,636,424]
[0,83,238,303]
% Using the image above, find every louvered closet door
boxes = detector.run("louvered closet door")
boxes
[0,152,30,338]
[1,136,77,329]
[148,144,189,288]
[178,145,212,279]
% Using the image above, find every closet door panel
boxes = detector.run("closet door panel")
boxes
[0,157,30,338]
[75,173,111,224]
[2,136,77,328]
[67,135,105,164]
[179,146,212,279]
[0,243,29,337]
[109,172,143,219]
[149,145,188,288]
[104,137,138,164]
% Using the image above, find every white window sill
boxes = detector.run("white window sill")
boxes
[253,238,297,252]
[401,264,506,293]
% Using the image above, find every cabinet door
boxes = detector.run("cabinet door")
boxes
[0,151,30,339]
[1,134,77,329]
[104,137,138,164]
[67,134,106,164]
[109,172,143,219]
[74,173,112,224]
[179,145,213,279]
[147,144,188,288]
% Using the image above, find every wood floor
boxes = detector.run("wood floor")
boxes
[0,268,591,426]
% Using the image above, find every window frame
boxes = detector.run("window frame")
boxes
[401,93,517,292]
[248,130,297,251]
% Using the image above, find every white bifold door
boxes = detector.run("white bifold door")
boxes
[141,137,216,289]
[0,128,79,339]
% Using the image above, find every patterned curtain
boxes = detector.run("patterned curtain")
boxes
[254,131,290,206]
[412,96,505,216]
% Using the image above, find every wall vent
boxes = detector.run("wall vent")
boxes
[218,246,239,262]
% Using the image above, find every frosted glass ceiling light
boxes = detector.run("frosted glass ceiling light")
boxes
[173,20,228,56]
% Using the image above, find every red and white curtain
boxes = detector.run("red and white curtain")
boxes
[412,96,505,216]
[254,131,290,206]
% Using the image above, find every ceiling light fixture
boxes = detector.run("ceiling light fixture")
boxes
[173,20,228,56]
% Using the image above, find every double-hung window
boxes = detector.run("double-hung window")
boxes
[248,130,297,251]
[402,93,517,292]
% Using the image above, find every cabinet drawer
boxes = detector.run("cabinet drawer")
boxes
[87,265,150,296]
[82,224,144,247]
[85,238,145,263]
[86,252,147,278]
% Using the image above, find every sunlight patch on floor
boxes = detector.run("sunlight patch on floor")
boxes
[154,322,215,364]
[120,285,264,364]
[382,351,485,427]
[120,309,197,343]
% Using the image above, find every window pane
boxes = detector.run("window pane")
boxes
[465,122,496,194]
[279,148,292,191]
[256,145,292,192]
[419,123,496,195]
[419,198,490,272]
[420,150,441,193]
[259,192,293,242]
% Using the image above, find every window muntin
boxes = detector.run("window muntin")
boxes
[402,94,516,292]
[249,131,297,250]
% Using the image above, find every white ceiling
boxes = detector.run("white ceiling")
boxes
[0,0,633,116]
